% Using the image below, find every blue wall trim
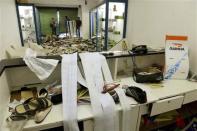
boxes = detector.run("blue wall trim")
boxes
[104,0,109,50]
[15,0,24,46]
[90,0,128,50]
[15,1,38,46]
[123,0,128,38]
[33,5,39,44]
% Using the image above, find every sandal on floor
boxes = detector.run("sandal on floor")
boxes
[15,97,52,116]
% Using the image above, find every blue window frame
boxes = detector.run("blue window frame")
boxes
[90,0,128,51]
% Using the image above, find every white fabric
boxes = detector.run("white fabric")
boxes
[94,54,118,131]
[77,66,87,87]
[100,54,119,131]
[60,52,132,131]
[62,53,79,131]
[100,55,113,83]
[80,53,118,131]
[115,88,132,131]
[80,53,105,131]
[23,48,59,80]
[100,94,118,131]
[100,54,131,131]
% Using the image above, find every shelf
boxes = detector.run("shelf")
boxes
[0,51,165,76]
[25,104,93,131]
[105,50,164,59]
[2,104,93,131]
[0,55,62,76]
[1,76,197,131]
[2,96,138,131]
[1,77,150,131]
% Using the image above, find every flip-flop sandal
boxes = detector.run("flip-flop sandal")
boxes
[20,87,34,101]
[102,83,120,93]
[34,106,52,123]
[6,114,28,122]
[15,97,52,116]
[39,88,48,98]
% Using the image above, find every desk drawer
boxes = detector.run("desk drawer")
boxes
[150,96,184,116]
[183,90,197,104]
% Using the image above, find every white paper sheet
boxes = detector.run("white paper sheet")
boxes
[100,54,119,131]
[62,53,79,131]
[100,54,132,131]
[80,53,118,131]
[94,54,118,131]
[77,66,87,87]
[23,48,59,80]
[80,53,105,131]
[165,36,189,79]
[115,88,132,131]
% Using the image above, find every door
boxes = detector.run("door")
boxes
[17,4,37,46]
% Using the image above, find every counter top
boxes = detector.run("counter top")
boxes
[2,76,196,131]
[0,50,164,76]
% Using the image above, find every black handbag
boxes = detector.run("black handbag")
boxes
[133,67,163,83]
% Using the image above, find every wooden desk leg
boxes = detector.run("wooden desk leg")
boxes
[83,120,94,131]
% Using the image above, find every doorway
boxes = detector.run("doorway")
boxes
[17,4,38,46]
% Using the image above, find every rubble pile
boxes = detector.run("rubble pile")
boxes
[42,37,96,55]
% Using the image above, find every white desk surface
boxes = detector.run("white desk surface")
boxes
[120,77,197,100]
[2,77,197,131]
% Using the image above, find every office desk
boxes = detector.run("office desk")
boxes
[2,77,197,131]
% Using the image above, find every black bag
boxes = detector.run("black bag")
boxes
[133,67,163,83]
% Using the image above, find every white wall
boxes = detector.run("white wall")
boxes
[0,0,19,128]
[192,2,197,73]
[0,3,2,59]
[0,0,21,60]
[126,0,197,73]
[0,72,10,130]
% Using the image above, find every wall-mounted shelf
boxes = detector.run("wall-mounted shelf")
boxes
[0,50,165,76]
[105,50,164,59]
[0,55,62,76]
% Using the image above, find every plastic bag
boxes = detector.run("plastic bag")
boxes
[23,48,59,80]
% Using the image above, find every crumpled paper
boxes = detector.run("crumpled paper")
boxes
[23,48,59,80]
